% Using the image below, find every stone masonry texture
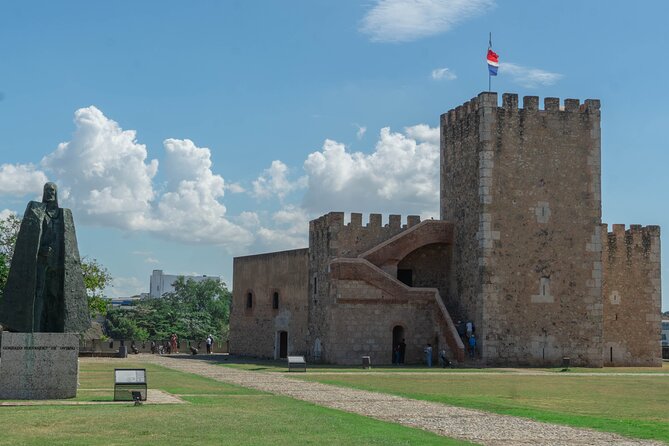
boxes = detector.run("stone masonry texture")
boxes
[229,248,309,359]
[230,92,661,367]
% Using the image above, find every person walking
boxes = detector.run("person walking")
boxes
[170,333,178,354]
[439,349,450,368]
[468,334,477,358]
[424,343,433,367]
[399,339,406,364]
[206,334,213,354]
[393,343,401,365]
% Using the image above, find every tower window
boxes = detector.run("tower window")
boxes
[246,292,253,309]
[272,291,279,309]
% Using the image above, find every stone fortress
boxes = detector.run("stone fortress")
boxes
[229,92,662,367]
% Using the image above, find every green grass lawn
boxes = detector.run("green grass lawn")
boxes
[233,361,667,443]
[0,360,471,446]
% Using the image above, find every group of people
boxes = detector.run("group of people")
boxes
[417,320,478,368]
[456,320,477,358]
[421,344,452,368]
[146,334,215,355]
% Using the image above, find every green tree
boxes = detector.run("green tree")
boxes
[103,277,231,343]
[0,213,20,299]
[81,257,112,317]
[105,307,148,341]
[163,277,231,341]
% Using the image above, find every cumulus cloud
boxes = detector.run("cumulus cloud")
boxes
[255,205,310,250]
[151,138,253,246]
[499,62,564,88]
[302,125,440,215]
[0,163,49,197]
[40,107,253,250]
[361,0,495,43]
[252,160,306,200]
[41,106,158,229]
[431,67,457,81]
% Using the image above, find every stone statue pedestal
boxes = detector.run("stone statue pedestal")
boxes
[0,332,79,399]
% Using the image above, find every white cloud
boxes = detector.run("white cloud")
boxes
[256,205,310,250]
[302,125,439,215]
[152,138,253,246]
[252,160,306,200]
[361,0,495,43]
[0,163,49,197]
[355,125,367,140]
[225,182,245,193]
[41,106,158,230]
[431,67,457,81]
[144,257,160,264]
[238,211,261,228]
[499,62,564,88]
[40,107,253,250]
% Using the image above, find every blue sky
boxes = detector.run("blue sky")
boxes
[0,1,667,310]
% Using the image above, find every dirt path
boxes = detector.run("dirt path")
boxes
[141,355,663,446]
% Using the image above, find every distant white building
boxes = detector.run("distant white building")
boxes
[149,269,220,298]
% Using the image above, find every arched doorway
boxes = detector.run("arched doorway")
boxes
[392,325,405,364]
[277,331,288,359]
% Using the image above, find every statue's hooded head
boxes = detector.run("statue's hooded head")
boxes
[42,182,58,207]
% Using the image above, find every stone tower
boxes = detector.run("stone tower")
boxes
[441,92,603,366]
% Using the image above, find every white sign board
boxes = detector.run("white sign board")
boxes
[115,369,146,384]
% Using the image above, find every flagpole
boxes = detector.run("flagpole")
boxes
[488,32,492,92]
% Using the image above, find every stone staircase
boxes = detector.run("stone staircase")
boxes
[330,257,465,363]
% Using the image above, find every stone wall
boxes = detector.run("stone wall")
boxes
[326,299,441,364]
[397,243,454,314]
[602,224,662,366]
[229,248,309,359]
[307,212,419,362]
[442,92,604,366]
[329,254,464,364]
[440,96,486,337]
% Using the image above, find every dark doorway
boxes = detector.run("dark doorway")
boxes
[278,331,288,359]
[392,325,405,364]
[397,269,413,286]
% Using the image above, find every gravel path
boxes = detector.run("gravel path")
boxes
[142,355,663,446]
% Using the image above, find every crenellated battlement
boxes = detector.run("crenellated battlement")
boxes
[310,212,422,231]
[602,223,661,261]
[440,92,601,127]
[309,212,424,259]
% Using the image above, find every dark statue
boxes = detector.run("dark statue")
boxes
[0,183,90,333]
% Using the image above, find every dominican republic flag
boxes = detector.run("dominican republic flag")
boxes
[487,49,499,76]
